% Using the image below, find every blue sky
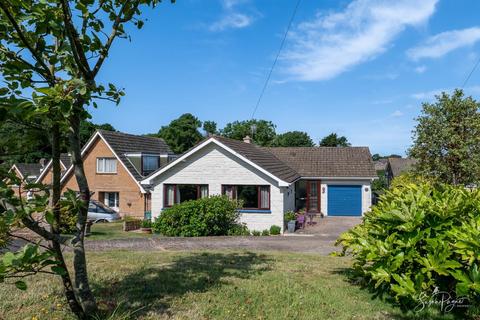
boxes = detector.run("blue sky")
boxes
[89,0,480,156]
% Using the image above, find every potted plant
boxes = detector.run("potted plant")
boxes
[284,211,296,233]
[140,219,152,234]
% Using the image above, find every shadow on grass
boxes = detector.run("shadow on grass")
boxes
[92,251,271,318]
[332,266,466,320]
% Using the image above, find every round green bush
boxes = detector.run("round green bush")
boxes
[152,195,241,236]
[269,225,281,235]
[336,183,480,315]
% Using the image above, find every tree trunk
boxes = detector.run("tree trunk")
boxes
[50,123,86,319]
[68,108,98,315]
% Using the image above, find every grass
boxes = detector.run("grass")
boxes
[0,250,459,320]
[87,221,153,241]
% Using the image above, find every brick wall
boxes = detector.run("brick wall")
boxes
[61,137,145,218]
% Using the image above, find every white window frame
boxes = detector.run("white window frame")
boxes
[96,157,117,174]
[103,192,119,211]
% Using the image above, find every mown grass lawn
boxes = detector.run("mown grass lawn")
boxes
[87,221,153,241]
[0,250,456,320]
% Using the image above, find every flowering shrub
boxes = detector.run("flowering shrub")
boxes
[336,183,480,315]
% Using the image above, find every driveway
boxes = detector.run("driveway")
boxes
[85,217,361,255]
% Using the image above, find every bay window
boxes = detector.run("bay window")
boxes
[164,184,209,207]
[222,185,270,210]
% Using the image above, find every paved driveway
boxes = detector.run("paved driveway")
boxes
[85,217,361,255]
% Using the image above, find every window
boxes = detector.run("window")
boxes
[164,184,208,207]
[99,192,119,210]
[222,185,270,210]
[97,158,117,173]
[142,155,159,175]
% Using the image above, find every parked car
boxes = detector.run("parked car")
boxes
[88,200,121,223]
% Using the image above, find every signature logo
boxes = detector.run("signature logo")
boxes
[415,287,470,313]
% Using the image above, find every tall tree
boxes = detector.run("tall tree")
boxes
[319,133,351,147]
[202,120,217,136]
[220,119,276,146]
[273,131,315,147]
[409,89,480,185]
[0,0,174,318]
[158,113,203,153]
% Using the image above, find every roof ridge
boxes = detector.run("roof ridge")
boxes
[98,129,166,141]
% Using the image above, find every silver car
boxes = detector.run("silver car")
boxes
[88,200,121,223]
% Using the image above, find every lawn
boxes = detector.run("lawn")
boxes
[0,250,456,320]
[87,221,154,241]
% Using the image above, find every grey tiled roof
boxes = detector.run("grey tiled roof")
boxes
[374,159,388,171]
[214,136,301,183]
[15,163,43,180]
[265,146,377,178]
[388,157,418,177]
[60,153,71,169]
[99,130,173,181]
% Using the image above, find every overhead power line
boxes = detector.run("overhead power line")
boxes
[250,0,302,119]
[461,55,480,88]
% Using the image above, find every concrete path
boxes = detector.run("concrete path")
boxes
[84,217,361,255]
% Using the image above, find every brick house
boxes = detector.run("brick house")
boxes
[8,163,44,198]
[36,153,72,185]
[60,130,175,218]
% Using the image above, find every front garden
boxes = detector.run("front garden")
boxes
[0,250,451,320]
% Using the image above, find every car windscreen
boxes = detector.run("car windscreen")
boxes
[90,200,117,214]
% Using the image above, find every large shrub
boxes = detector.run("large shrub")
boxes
[336,183,480,314]
[152,195,241,236]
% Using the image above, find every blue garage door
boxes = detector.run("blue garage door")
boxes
[328,185,362,216]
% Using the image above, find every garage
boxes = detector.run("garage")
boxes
[327,185,362,216]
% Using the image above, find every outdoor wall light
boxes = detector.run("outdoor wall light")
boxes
[365,187,369,192]
[322,187,325,193]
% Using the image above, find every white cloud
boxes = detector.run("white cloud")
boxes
[411,88,446,100]
[281,0,438,81]
[210,0,255,32]
[222,0,247,9]
[391,110,404,117]
[407,27,480,61]
[414,65,427,74]
[410,86,480,101]
[210,13,253,31]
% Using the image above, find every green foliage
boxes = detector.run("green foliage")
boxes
[261,229,270,236]
[251,230,261,236]
[202,120,218,136]
[79,121,116,147]
[284,211,296,222]
[269,225,281,235]
[372,170,387,193]
[319,133,350,147]
[220,119,276,146]
[389,172,433,190]
[272,131,315,147]
[157,113,203,153]
[372,154,401,161]
[0,244,64,290]
[336,183,480,313]
[141,219,152,228]
[410,89,480,185]
[152,196,241,237]
[227,223,250,236]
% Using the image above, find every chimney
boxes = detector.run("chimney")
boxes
[39,158,46,168]
[243,135,252,144]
